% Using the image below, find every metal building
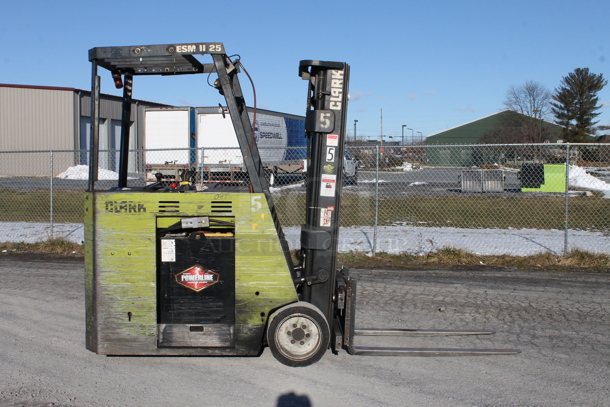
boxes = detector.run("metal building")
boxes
[0,84,168,176]
[426,110,565,145]
[425,110,565,166]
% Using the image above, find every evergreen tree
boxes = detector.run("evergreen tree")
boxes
[551,68,607,142]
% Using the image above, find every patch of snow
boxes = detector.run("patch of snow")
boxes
[569,165,610,197]
[361,179,387,183]
[282,225,610,256]
[0,222,84,244]
[56,165,134,180]
[269,182,303,192]
[401,162,415,172]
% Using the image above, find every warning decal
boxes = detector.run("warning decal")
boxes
[320,207,333,227]
[161,239,176,262]
[327,134,339,146]
[320,174,337,197]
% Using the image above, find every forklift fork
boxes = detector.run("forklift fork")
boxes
[337,274,521,357]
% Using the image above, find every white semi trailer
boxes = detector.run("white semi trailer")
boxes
[144,106,307,185]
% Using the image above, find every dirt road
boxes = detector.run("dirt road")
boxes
[1,255,608,406]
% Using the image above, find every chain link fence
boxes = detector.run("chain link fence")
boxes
[2,144,609,256]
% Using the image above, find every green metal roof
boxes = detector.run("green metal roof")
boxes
[426,110,565,145]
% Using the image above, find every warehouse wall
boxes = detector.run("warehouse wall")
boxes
[0,85,75,151]
[0,85,75,175]
[0,84,168,176]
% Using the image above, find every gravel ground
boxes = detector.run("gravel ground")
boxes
[0,255,609,406]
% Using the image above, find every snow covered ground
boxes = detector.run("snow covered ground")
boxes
[1,221,608,256]
[1,222,84,245]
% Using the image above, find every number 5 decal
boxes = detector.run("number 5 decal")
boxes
[311,110,334,133]
[326,147,335,162]
[251,196,263,212]
[319,112,332,129]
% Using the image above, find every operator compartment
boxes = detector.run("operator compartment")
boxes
[157,215,235,348]
[85,42,300,357]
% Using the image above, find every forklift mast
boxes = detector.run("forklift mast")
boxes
[297,61,350,324]
[293,61,518,361]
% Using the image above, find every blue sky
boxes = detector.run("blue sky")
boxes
[2,0,609,141]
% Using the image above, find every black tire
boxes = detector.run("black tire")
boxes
[267,302,330,367]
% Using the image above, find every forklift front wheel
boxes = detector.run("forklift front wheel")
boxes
[267,302,330,367]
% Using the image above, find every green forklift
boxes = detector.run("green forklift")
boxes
[85,43,519,366]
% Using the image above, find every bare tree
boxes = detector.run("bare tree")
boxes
[503,81,552,120]
[501,81,553,142]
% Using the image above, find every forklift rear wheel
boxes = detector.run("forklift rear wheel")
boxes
[267,302,330,367]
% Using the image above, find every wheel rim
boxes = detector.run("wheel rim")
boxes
[274,313,322,361]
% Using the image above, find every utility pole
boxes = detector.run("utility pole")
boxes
[380,109,383,143]
[354,119,358,142]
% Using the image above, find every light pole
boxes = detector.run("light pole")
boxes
[379,109,383,143]
[407,128,413,144]
[353,119,358,142]
[417,131,423,144]
[402,125,406,145]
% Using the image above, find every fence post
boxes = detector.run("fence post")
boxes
[50,150,54,239]
[564,144,570,254]
[373,144,380,256]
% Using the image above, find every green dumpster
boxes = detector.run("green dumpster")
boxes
[521,164,566,193]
